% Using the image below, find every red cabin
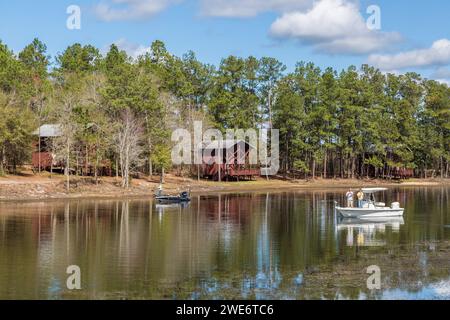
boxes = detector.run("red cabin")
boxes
[32,124,62,171]
[32,124,112,176]
[199,139,260,181]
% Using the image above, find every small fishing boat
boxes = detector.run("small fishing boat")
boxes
[335,188,404,218]
[155,191,191,204]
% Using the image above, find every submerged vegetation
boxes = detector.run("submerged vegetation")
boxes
[0,38,449,186]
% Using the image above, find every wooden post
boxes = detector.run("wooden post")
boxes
[116,157,119,179]
[85,144,88,177]
[38,126,41,174]
[66,144,70,192]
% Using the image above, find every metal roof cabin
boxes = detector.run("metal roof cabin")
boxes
[31,124,112,176]
[32,124,62,138]
[31,124,62,171]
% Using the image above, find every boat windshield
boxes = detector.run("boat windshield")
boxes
[364,193,376,202]
[361,188,388,193]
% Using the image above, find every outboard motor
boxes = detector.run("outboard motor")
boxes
[391,202,400,209]
[180,191,189,199]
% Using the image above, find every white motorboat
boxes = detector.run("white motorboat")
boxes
[335,188,404,218]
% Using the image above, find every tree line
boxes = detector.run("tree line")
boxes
[0,38,449,188]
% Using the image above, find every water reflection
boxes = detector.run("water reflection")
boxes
[337,217,405,247]
[0,187,449,300]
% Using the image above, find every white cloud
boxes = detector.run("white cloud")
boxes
[269,0,401,54]
[95,0,181,21]
[200,0,313,17]
[114,38,151,59]
[368,39,450,70]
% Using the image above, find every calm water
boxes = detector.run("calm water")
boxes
[0,187,449,300]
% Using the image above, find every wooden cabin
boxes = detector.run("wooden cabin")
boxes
[199,139,260,181]
[391,167,414,179]
[32,124,62,171]
[32,124,112,176]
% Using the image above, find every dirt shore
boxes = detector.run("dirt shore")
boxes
[0,171,449,201]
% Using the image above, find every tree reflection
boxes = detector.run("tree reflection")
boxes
[0,187,448,299]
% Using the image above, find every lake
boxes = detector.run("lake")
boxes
[0,187,449,300]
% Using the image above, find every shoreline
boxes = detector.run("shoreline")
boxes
[1,173,449,202]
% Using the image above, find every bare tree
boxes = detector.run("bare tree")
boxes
[82,73,111,184]
[53,93,79,191]
[115,110,143,188]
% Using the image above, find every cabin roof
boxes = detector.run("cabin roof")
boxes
[32,124,62,137]
[199,139,256,150]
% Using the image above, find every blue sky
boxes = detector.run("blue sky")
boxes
[1,0,450,83]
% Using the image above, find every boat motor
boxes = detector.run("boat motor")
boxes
[391,202,400,209]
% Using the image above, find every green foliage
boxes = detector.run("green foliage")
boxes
[151,144,172,171]
[0,41,27,95]
[293,160,310,174]
[364,156,384,169]
[56,43,101,74]
[209,56,260,130]
[0,92,35,173]
[0,38,449,180]
[18,38,49,80]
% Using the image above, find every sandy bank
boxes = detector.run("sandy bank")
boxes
[0,172,449,202]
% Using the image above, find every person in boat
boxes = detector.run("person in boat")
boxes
[345,189,354,208]
[156,184,163,196]
[356,189,364,208]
